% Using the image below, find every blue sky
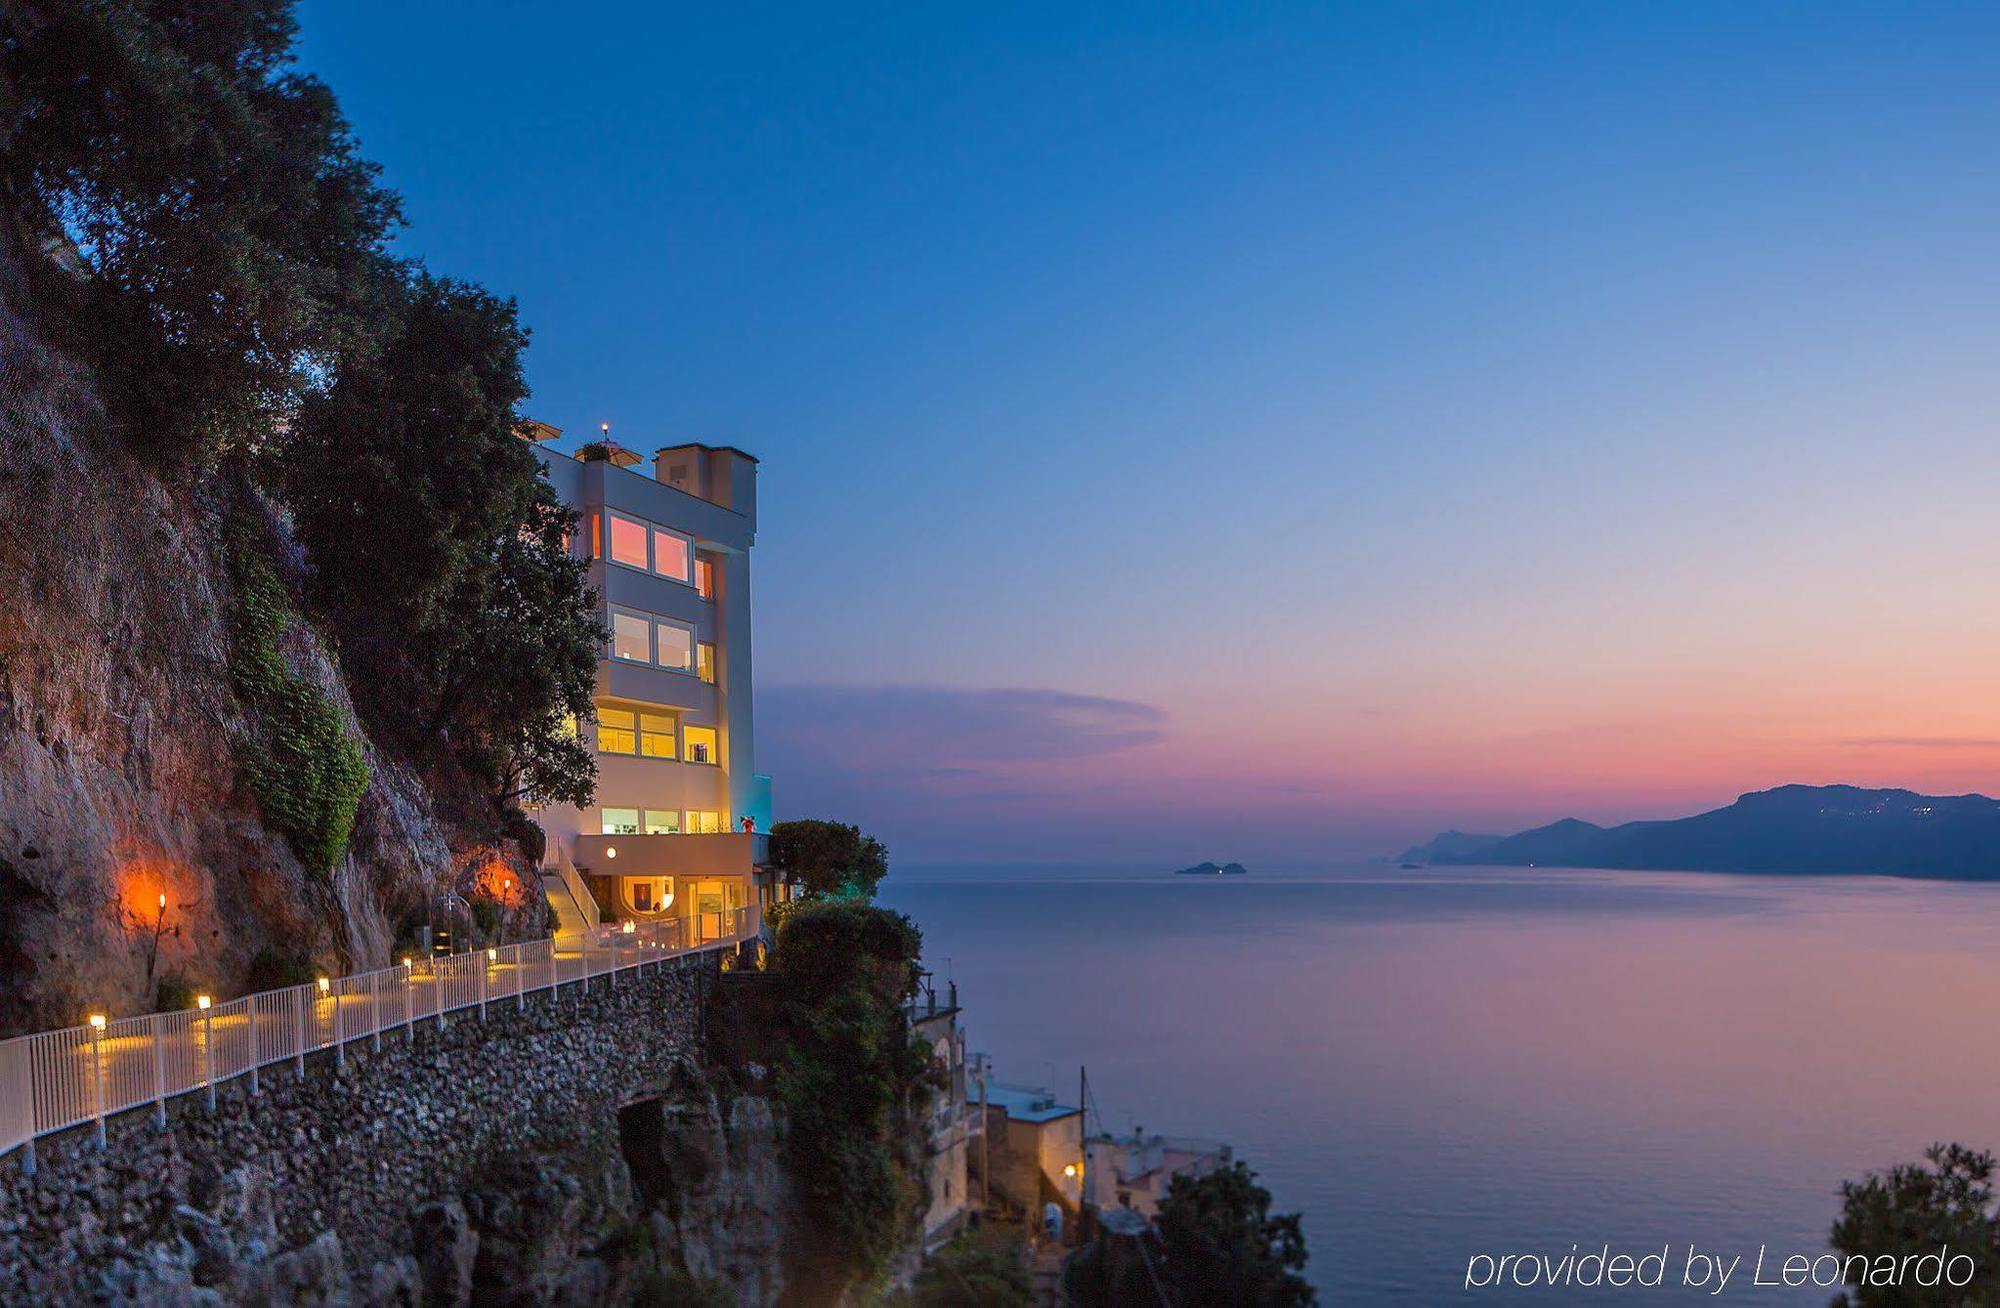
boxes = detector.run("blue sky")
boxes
[297,2,2000,864]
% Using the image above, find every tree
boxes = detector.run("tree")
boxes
[1831,1143,2000,1306]
[1154,1163,1314,1307]
[767,902,932,1295]
[896,1237,1034,1308]
[1,0,400,455]
[768,819,889,900]
[282,271,600,807]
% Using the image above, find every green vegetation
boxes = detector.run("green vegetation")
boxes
[282,272,600,807]
[1068,1162,1314,1308]
[1831,1144,2000,1306]
[153,974,197,1014]
[244,945,318,993]
[4,4,601,827]
[1,0,399,457]
[893,1236,1034,1307]
[224,510,369,873]
[768,820,890,901]
[765,901,931,1295]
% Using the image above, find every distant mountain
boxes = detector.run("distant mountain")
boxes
[1174,861,1249,876]
[1398,785,2000,880]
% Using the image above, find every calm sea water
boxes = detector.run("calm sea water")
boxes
[879,864,2000,1303]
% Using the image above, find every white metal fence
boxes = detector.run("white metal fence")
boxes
[0,905,758,1171]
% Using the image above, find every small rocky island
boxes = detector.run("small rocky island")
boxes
[1173,861,1249,876]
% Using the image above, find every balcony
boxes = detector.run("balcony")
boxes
[573,830,768,879]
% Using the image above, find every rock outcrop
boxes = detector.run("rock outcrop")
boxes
[0,228,536,1033]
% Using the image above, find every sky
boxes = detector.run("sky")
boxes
[295,2,2000,864]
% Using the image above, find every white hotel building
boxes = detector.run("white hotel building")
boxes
[520,425,775,939]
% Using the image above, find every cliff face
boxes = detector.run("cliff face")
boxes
[0,232,530,1033]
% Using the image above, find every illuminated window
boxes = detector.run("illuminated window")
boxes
[610,611,650,662]
[695,556,715,600]
[587,511,602,560]
[596,707,637,755]
[600,807,640,836]
[607,512,649,569]
[655,621,694,671]
[652,528,690,582]
[696,642,716,684]
[639,713,676,758]
[683,725,718,765]
[643,810,681,835]
[686,810,723,834]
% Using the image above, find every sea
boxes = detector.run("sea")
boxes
[878,864,2000,1303]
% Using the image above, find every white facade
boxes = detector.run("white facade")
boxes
[525,433,772,936]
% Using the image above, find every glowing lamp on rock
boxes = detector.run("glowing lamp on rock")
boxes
[157,893,166,911]
[1063,1164,1079,1179]
[317,977,330,994]
[486,948,498,962]
[88,1014,106,1032]
[196,995,211,1011]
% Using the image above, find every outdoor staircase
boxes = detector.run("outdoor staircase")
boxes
[540,840,599,943]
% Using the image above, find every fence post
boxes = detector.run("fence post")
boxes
[404,961,414,1037]
[151,1015,166,1130]
[436,961,447,1033]
[478,952,488,1021]
[201,1006,216,1110]
[371,971,383,1052]
[247,999,259,1094]
[90,1024,106,1148]
[294,989,306,1080]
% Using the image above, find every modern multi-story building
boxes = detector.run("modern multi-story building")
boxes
[519,425,775,941]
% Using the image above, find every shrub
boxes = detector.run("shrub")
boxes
[154,974,198,1014]
[244,947,316,993]
[768,820,889,901]
[897,1236,1035,1307]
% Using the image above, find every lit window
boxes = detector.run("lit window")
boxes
[608,512,648,569]
[652,528,690,582]
[696,642,716,684]
[587,511,602,560]
[644,810,681,835]
[655,622,693,671]
[683,725,718,765]
[596,707,637,755]
[601,807,640,836]
[639,713,675,758]
[610,611,650,662]
[687,810,723,835]
[695,556,715,600]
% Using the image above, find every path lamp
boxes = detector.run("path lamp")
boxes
[196,995,216,1110]
[402,957,414,1036]
[87,1014,107,1146]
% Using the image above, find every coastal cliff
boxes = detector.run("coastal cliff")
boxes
[0,227,542,1034]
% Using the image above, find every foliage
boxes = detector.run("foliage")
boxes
[1152,1162,1315,1307]
[768,819,890,901]
[470,896,501,937]
[0,0,400,456]
[282,271,600,808]
[767,902,931,1293]
[153,973,196,1014]
[1831,1143,2000,1306]
[224,507,369,873]
[892,1237,1035,1308]
[244,945,317,993]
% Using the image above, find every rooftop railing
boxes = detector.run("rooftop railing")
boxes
[0,904,758,1173]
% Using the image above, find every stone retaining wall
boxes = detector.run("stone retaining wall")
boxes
[0,950,747,1304]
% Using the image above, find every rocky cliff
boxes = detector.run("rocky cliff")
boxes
[0,230,537,1034]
